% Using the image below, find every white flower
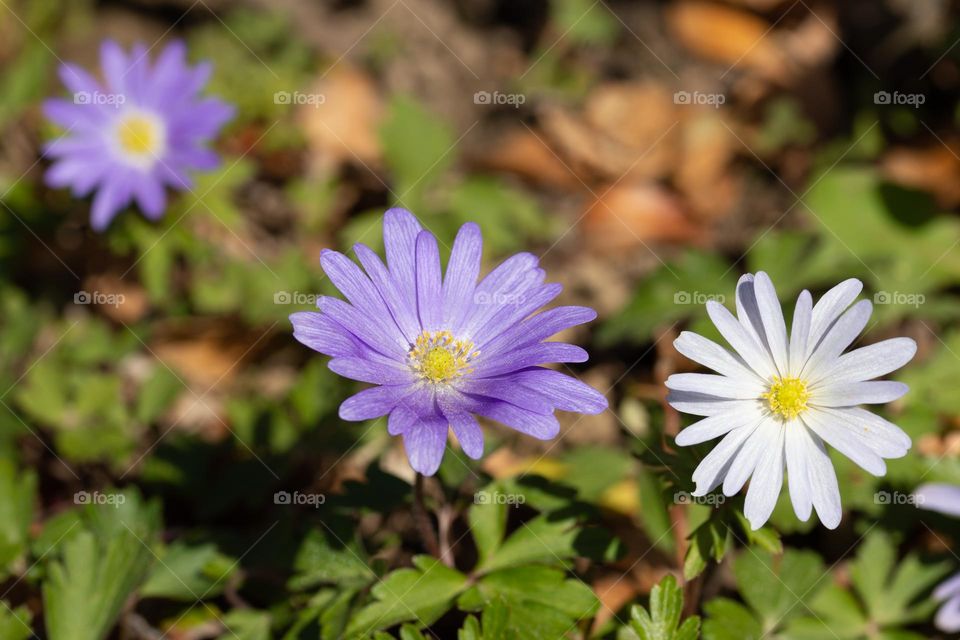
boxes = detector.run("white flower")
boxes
[914,483,960,633]
[666,273,915,530]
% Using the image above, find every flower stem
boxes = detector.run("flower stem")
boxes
[413,473,441,559]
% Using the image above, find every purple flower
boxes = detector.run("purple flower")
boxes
[43,40,235,231]
[915,483,960,633]
[290,209,607,475]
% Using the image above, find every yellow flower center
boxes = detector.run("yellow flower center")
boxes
[113,111,166,169]
[409,330,478,383]
[763,376,810,421]
[117,115,161,155]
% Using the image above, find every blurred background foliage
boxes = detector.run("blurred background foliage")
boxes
[2,0,960,637]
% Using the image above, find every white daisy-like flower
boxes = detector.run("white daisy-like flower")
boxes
[666,272,916,530]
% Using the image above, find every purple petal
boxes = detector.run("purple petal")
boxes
[290,311,361,357]
[317,296,406,359]
[90,177,133,231]
[460,378,554,414]
[481,306,597,357]
[471,283,563,347]
[354,244,420,343]
[100,40,130,96]
[383,208,422,301]
[402,417,448,475]
[131,174,167,219]
[439,399,484,459]
[475,400,559,440]
[328,357,413,385]
[442,223,482,328]
[320,249,403,341]
[471,343,588,378]
[415,231,442,332]
[512,368,607,414]
[388,403,419,435]
[339,384,413,421]
[58,63,102,96]
[916,484,960,517]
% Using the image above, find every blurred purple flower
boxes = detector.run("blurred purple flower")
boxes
[290,208,607,475]
[915,483,960,633]
[43,40,235,231]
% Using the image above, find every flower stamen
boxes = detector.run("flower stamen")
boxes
[763,376,810,421]
[113,110,166,168]
[409,330,478,383]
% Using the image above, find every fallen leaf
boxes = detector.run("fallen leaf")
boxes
[882,143,960,208]
[472,127,583,189]
[299,64,383,174]
[666,1,788,79]
[581,183,703,251]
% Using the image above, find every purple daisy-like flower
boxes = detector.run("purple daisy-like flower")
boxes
[915,483,960,633]
[290,208,608,475]
[43,39,235,231]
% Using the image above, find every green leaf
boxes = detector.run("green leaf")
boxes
[0,603,32,640]
[288,529,374,591]
[476,514,579,574]
[346,555,468,635]
[140,541,235,600]
[702,599,763,640]
[0,460,35,578]
[43,490,159,640]
[380,96,455,211]
[468,484,509,568]
[732,548,825,627]
[628,575,700,640]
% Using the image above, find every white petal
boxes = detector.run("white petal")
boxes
[667,390,745,416]
[935,595,960,632]
[691,423,760,495]
[674,331,762,382]
[744,423,785,530]
[789,290,812,377]
[665,373,764,400]
[810,381,909,406]
[916,484,960,518]
[675,402,763,446]
[735,274,772,358]
[803,428,842,529]
[753,272,790,377]
[813,406,909,458]
[806,278,863,360]
[707,300,777,379]
[801,407,887,475]
[934,573,960,601]
[802,299,872,381]
[785,421,813,521]
[723,420,776,496]
[830,407,912,452]
[815,337,917,385]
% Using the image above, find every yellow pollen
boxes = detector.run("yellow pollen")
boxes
[409,330,477,383]
[117,115,160,155]
[763,376,810,421]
